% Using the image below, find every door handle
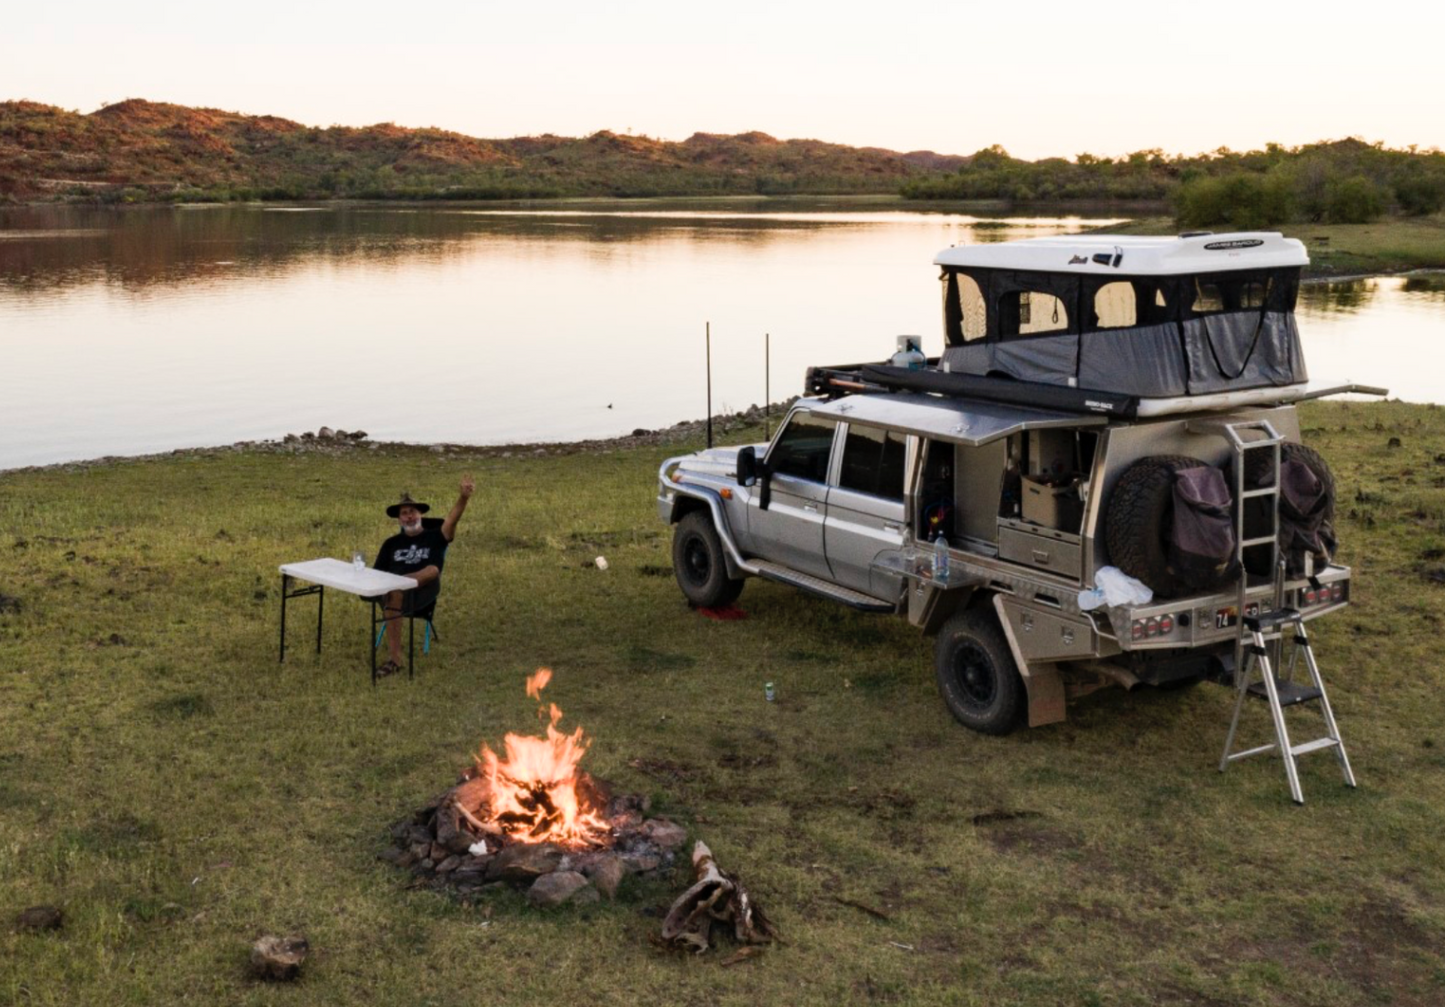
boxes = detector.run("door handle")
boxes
[883,522,902,533]
[802,502,820,513]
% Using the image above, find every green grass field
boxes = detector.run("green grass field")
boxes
[2,401,1444,1006]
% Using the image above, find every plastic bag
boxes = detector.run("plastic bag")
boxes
[1077,565,1154,611]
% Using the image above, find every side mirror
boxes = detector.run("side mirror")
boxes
[737,446,758,487]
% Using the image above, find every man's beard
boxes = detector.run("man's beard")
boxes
[400,518,422,533]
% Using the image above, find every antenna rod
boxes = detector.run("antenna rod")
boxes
[764,332,771,440]
[706,321,713,449]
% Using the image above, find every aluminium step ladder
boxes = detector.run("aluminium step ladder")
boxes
[1199,418,1356,804]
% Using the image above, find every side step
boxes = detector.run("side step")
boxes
[1247,677,1322,706]
[753,560,896,613]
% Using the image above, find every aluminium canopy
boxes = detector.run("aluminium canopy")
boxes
[805,391,1106,446]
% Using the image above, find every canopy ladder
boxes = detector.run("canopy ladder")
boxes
[1199,418,1356,804]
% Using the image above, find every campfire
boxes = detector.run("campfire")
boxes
[383,669,687,906]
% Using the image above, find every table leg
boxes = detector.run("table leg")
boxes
[370,600,378,687]
[316,585,325,654]
[408,613,415,681]
[279,573,288,663]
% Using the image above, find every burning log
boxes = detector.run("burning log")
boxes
[661,841,776,953]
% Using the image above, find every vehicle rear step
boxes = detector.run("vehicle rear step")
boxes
[753,560,896,613]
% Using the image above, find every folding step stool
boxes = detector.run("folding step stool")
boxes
[1202,417,1356,804]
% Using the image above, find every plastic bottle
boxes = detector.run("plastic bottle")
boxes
[352,551,365,572]
[765,682,776,702]
[933,534,950,584]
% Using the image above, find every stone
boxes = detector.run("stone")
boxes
[435,855,462,874]
[429,842,448,863]
[631,428,649,437]
[621,852,661,874]
[15,905,63,931]
[571,885,601,905]
[640,818,688,849]
[435,803,477,855]
[487,842,563,883]
[588,855,626,900]
[283,433,298,444]
[317,427,335,439]
[250,934,308,981]
[350,430,368,441]
[526,871,591,908]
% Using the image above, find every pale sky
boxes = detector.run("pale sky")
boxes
[5,1,1442,160]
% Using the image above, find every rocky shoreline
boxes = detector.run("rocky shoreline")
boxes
[5,400,797,476]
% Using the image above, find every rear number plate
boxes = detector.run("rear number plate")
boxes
[1214,602,1259,629]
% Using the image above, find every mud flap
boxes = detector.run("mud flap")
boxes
[991,594,1067,727]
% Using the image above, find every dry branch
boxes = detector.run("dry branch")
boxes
[660,841,776,953]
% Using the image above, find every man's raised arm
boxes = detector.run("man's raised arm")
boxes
[441,475,475,542]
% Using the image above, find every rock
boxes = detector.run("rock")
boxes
[375,848,406,866]
[430,445,445,453]
[283,433,299,444]
[640,818,688,849]
[429,842,448,863]
[317,427,334,439]
[631,428,649,437]
[527,871,591,908]
[250,934,309,981]
[588,855,626,900]
[15,905,63,931]
[350,430,368,441]
[621,852,661,874]
[487,842,563,883]
[334,429,348,439]
[300,432,315,441]
[571,885,601,905]
[435,802,477,855]
[435,855,462,874]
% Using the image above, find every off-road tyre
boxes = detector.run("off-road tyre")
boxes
[1104,454,1203,599]
[672,510,744,608]
[934,607,1024,735]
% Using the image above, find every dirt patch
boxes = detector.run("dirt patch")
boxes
[636,564,672,578]
[977,819,1078,856]
[971,809,1042,826]
[716,752,777,771]
[0,594,20,615]
[626,757,699,783]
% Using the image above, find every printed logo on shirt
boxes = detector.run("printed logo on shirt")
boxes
[392,545,431,566]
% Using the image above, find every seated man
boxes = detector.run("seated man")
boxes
[373,477,474,676]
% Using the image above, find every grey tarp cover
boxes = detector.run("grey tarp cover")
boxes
[1277,458,1336,575]
[1170,466,1238,588]
[940,311,1307,399]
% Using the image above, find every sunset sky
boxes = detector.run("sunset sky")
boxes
[6,1,1441,159]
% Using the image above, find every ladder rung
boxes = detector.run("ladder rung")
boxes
[1239,437,1285,449]
[1290,737,1340,757]
[1241,487,1278,499]
[1241,536,1278,547]
[1226,743,1278,762]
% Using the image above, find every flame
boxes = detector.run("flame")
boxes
[475,669,608,847]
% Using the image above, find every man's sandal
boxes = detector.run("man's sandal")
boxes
[376,659,402,679]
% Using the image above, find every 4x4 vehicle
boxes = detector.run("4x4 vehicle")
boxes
[657,232,1383,735]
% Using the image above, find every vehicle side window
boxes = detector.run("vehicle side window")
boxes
[959,273,986,341]
[838,424,907,501]
[1002,290,1069,336]
[769,414,837,482]
[1093,281,1138,329]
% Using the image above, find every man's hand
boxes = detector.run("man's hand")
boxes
[444,475,475,542]
[460,475,476,499]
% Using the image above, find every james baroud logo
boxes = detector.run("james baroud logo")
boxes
[1203,239,1264,250]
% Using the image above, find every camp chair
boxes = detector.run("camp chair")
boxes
[371,517,448,681]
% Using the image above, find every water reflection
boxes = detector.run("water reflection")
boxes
[0,205,1438,470]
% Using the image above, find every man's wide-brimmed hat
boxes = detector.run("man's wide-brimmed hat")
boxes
[386,492,431,518]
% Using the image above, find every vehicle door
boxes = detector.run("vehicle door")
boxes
[748,411,838,577]
[824,422,909,598]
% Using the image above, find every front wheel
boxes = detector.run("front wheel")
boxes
[934,607,1024,735]
[672,510,744,607]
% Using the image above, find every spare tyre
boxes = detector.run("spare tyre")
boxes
[1105,455,1238,599]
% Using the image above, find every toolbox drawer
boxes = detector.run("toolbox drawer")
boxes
[998,524,1082,578]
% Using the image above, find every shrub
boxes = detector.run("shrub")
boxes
[1324,175,1386,223]
[1174,172,1294,229]
[1394,171,1445,216]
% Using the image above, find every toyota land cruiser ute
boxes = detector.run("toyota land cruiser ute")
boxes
[657,232,1384,740]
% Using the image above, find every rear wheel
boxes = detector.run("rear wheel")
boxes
[672,510,744,607]
[934,607,1024,735]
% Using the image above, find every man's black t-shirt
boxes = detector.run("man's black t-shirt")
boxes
[373,526,448,609]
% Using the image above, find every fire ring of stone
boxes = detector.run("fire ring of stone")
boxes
[383,774,689,906]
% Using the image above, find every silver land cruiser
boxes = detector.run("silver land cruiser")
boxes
[658,232,1383,739]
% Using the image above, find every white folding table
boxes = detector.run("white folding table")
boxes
[278,559,419,684]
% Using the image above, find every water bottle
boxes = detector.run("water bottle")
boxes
[352,551,365,572]
[933,534,950,584]
[765,682,776,702]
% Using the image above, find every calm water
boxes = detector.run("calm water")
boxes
[0,203,1435,470]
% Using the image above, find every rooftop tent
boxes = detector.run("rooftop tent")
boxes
[935,233,1310,399]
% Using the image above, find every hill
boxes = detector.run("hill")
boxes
[0,99,955,202]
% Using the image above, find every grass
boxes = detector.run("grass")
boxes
[1103,214,1445,276]
[1,402,1444,1005]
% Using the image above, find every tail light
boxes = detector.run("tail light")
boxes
[1131,621,1145,641]
[1145,617,1161,639]
[1330,583,1345,602]
[1159,614,1175,635]
[1303,588,1318,605]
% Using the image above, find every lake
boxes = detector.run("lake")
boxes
[0,202,1433,470]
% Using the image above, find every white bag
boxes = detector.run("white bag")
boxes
[1077,565,1153,611]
